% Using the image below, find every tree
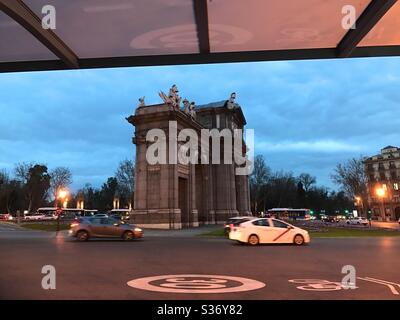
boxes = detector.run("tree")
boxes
[14,162,33,184]
[115,160,135,208]
[250,155,271,214]
[25,164,51,212]
[50,167,72,206]
[1,169,24,213]
[100,177,119,211]
[298,173,316,192]
[331,156,367,215]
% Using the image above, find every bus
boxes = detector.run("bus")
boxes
[108,209,132,221]
[35,208,98,220]
[267,208,311,221]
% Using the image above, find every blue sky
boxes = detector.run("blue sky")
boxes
[1,57,400,191]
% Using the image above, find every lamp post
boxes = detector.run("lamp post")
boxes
[355,196,363,217]
[57,189,69,232]
[375,187,386,221]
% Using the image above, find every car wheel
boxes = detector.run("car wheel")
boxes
[123,231,134,241]
[293,234,305,245]
[76,230,89,241]
[248,234,259,246]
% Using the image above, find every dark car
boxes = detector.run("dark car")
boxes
[69,217,143,241]
[223,216,254,235]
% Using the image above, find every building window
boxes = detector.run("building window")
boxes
[380,173,386,180]
[369,174,375,181]
[389,161,396,169]
[378,163,384,170]
[394,183,399,191]
[391,171,397,180]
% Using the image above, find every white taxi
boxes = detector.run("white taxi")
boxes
[229,218,310,245]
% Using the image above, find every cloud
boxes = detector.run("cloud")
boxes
[1,57,400,191]
[256,140,365,153]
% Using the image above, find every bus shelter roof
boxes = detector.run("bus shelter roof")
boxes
[1,0,400,73]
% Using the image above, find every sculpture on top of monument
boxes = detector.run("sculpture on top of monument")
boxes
[226,92,240,110]
[182,98,190,114]
[189,102,196,119]
[138,96,145,107]
[158,84,181,109]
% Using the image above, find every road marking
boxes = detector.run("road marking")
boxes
[357,277,400,295]
[127,274,266,294]
[289,279,346,291]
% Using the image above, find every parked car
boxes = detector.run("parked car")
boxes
[346,217,369,226]
[0,213,13,221]
[223,216,254,235]
[229,218,310,245]
[94,213,109,218]
[24,213,46,221]
[109,209,131,221]
[69,217,143,241]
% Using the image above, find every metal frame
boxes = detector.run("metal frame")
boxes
[2,46,400,73]
[0,0,399,73]
[337,0,397,57]
[0,0,79,68]
[193,0,210,54]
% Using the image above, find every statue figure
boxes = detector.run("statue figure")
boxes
[226,92,239,110]
[183,98,190,114]
[189,102,196,119]
[159,84,181,109]
[138,96,145,107]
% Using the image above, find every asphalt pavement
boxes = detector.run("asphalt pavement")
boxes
[0,224,399,300]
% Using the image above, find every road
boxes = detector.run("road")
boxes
[0,224,399,300]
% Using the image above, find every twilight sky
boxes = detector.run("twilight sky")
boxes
[1,57,400,191]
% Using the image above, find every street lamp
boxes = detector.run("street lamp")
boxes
[355,196,362,216]
[56,189,69,231]
[375,187,386,221]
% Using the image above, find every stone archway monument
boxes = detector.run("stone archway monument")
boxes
[126,85,252,229]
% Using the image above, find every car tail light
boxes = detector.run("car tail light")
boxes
[70,222,79,228]
[229,224,234,230]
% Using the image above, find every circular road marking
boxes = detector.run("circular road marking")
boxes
[127,274,266,294]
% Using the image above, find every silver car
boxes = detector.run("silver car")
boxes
[69,217,143,241]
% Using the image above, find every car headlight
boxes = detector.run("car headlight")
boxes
[134,227,142,232]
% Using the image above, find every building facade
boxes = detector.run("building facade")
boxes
[363,146,400,221]
[126,89,251,229]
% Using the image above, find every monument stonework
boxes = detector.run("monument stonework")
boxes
[126,86,251,229]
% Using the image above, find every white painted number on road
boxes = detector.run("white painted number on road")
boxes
[127,275,265,294]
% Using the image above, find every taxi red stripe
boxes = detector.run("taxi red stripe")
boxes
[273,228,292,241]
